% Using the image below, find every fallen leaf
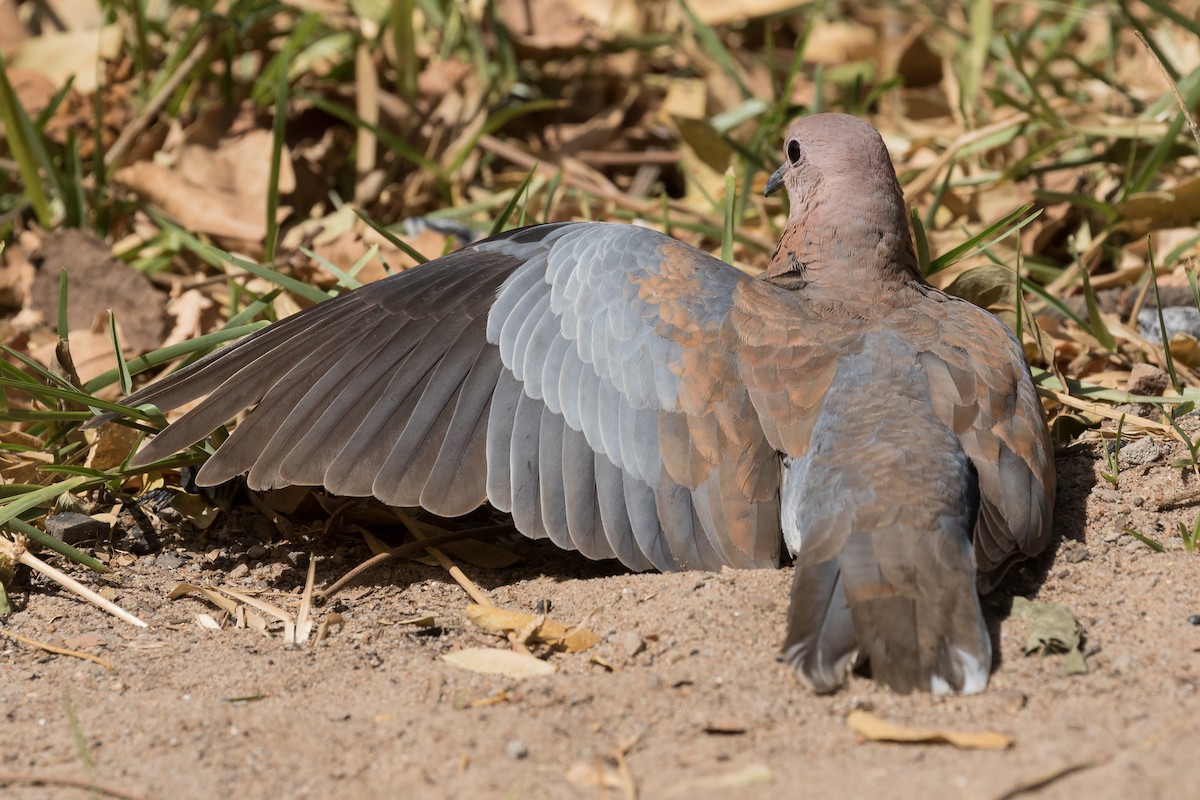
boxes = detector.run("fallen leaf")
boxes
[170,582,239,615]
[565,759,625,791]
[1011,596,1088,675]
[441,647,556,678]
[465,603,599,652]
[28,229,166,357]
[84,423,141,471]
[667,763,774,796]
[846,710,1014,750]
[8,25,123,93]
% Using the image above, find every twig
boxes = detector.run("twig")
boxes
[986,758,1103,800]
[389,510,493,607]
[1135,31,1200,154]
[0,627,114,671]
[105,34,215,170]
[574,150,683,167]
[14,541,148,628]
[295,554,316,643]
[318,526,510,600]
[0,773,149,800]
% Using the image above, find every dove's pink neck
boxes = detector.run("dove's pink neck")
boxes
[765,184,921,290]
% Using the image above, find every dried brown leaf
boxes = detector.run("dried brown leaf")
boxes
[847,710,1013,750]
[441,647,556,678]
[465,603,599,652]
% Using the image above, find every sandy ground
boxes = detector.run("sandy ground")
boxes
[3,437,1200,800]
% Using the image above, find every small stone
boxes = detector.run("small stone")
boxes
[1188,614,1200,626]
[1124,363,1170,397]
[156,552,186,569]
[1138,306,1200,342]
[1062,544,1090,563]
[43,512,109,545]
[286,551,308,568]
[1092,488,1120,504]
[246,544,268,560]
[227,562,250,581]
[613,630,646,659]
[1119,436,1164,466]
[505,739,529,760]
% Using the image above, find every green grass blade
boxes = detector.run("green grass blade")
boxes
[0,51,54,227]
[0,378,159,421]
[0,477,88,527]
[57,269,70,340]
[82,322,267,393]
[1147,240,1181,393]
[927,204,1039,275]
[108,311,133,396]
[911,208,931,274]
[721,168,735,265]
[1123,527,1165,553]
[678,0,751,100]
[489,165,538,236]
[5,516,108,573]
[302,246,364,290]
[354,210,430,264]
[1076,250,1116,351]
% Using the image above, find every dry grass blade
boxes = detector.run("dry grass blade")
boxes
[1134,32,1200,153]
[390,509,493,607]
[2,538,147,628]
[0,626,115,670]
[986,758,1104,800]
[0,772,149,800]
[295,554,317,643]
[317,527,508,599]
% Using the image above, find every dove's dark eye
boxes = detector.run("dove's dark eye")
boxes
[787,139,802,164]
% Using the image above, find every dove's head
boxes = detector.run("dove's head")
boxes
[764,113,918,282]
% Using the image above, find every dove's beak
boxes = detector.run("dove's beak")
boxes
[764,163,787,197]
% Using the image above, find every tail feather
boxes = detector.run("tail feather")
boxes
[784,530,992,695]
[782,559,859,693]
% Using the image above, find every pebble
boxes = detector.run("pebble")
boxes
[1119,436,1164,466]
[1138,306,1200,341]
[44,512,109,545]
[227,562,250,581]
[1062,545,1090,563]
[505,739,529,760]
[1188,615,1200,626]
[246,544,268,560]
[286,552,309,568]
[1124,363,1170,397]
[1092,488,1120,504]
[613,630,646,659]
[157,552,186,569]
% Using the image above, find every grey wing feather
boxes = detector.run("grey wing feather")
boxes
[96,222,783,573]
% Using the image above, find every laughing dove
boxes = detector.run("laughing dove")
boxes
[95,113,1055,694]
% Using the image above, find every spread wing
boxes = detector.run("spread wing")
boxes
[103,222,785,573]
